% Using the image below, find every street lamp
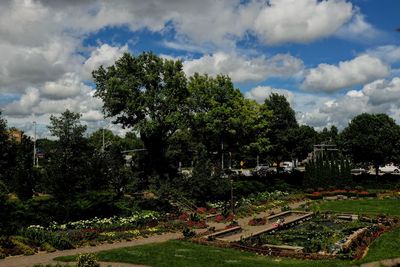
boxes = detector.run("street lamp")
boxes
[33,121,37,167]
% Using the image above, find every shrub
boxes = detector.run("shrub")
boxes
[77,253,100,267]
[10,238,35,256]
[0,246,5,259]
[40,242,56,253]
[182,228,196,238]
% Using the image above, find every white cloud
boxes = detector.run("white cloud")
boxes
[302,55,390,92]
[335,13,381,42]
[4,88,40,116]
[183,52,303,83]
[299,77,400,129]
[254,0,353,44]
[366,45,400,64]
[245,86,294,104]
[83,44,128,79]
[41,73,85,100]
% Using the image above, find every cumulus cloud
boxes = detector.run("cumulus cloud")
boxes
[183,52,303,83]
[299,77,400,129]
[335,13,382,42]
[245,86,294,104]
[254,0,353,44]
[83,44,128,79]
[302,55,390,92]
[366,45,400,64]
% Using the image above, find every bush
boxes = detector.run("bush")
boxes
[10,238,35,256]
[77,253,100,267]
[182,228,196,238]
[40,242,56,253]
[0,246,6,259]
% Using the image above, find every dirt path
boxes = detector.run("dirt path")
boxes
[0,232,181,267]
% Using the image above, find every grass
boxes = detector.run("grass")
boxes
[360,227,400,263]
[56,240,349,267]
[54,228,400,267]
[318,199,400,216]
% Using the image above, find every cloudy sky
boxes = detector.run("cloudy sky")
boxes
[1,0,400,137]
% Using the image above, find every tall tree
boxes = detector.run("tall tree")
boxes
[263,93,298,170]
[47,109,89,197]
[341,113,400,176]
[12,134,35,200]
[188,74,259,168]
[93,52,189,183]
[0,111,12,182]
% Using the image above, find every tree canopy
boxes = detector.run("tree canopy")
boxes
[93,52,189,182]
[342,113,400,175]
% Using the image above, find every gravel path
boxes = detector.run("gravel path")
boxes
[0,232,181,267]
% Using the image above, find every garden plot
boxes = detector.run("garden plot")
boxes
[239,214,377,257]
[206,211,312,243]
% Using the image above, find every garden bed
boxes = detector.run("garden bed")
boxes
[238,214,384,259]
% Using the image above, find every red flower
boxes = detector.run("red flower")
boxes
[215,214,224,223]
[179,213,189,221]
[196,207,207,214]
[226,214,234,222]
[312,192,321,196]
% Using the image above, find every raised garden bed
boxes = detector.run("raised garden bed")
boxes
[238,214,390,259]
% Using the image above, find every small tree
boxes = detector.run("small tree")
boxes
[47,110,89,198]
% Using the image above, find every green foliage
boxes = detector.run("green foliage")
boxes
[77,253,100,267]
[188,74,260,166]
[182,228,196,238]
[93,52,189,183]
[20,226,74,250]
[304,155,352,188]
[47,110,90,198]
[262,93,298,167]
[12,134,35,200]
[342,113,400,175]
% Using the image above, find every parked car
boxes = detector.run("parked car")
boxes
[252,165,276,176]
[350,168,367,175]
[379,164,400,174]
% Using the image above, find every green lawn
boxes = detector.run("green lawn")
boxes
[318,199,400,216]
[55,228,400,267]
[360,227,400,263]
[56,240,348,267]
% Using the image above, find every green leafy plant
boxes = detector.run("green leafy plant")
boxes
[77,253,100,267]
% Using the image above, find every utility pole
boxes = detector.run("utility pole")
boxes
[102,127,105,152]
[33,121,37,167]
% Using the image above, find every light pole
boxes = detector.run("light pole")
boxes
[33,121,37,167]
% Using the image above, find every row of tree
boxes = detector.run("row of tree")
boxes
[1,52,400,203]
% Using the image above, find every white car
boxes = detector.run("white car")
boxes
[379,164,400,174]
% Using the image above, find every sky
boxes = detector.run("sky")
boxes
[1,0,400,138]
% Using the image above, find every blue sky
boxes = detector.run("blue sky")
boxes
[1,0,400,137]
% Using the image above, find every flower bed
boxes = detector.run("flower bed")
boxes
[306,189,377,200]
